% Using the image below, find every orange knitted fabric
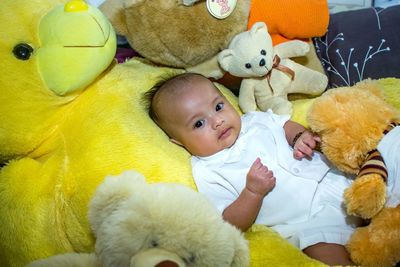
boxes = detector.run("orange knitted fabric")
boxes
[247,0,329,45]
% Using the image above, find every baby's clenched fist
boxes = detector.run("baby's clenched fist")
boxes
[246,158,276,196]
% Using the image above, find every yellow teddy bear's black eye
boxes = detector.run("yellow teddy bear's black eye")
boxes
[245,63,251,69]
[13,43,33,60]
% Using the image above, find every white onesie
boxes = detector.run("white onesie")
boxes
[378,125,400,208]
[192,110,361,249]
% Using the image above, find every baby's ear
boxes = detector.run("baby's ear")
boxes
[170,138,183,146]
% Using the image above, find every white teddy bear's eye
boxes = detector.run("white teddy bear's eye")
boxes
[245,63,252,69]
[260,49,266,55]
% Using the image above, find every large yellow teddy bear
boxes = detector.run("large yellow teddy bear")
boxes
[0,0,324,266]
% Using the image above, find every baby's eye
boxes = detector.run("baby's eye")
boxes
[194,120,205,128]
[215,102,224,111]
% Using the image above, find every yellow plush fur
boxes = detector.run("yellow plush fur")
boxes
[0,0,325,266]
[307,80,400,267]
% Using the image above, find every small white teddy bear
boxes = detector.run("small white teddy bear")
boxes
[218,22,328,115]
[27,170,249,267]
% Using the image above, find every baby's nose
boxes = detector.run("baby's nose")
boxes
[212,115,224,128]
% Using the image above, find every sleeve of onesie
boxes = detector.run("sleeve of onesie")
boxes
[192,160,238,214]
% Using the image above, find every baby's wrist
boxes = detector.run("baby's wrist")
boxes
[291,130,305,147]
[244,186,265,199]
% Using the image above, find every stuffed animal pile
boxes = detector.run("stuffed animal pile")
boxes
[0,0,327,266]
[307,80,400,267]
[98,0,330,82]
[28,170,250,267]
[218,22,328,115]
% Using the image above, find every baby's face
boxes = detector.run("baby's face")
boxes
[161,77,241,157]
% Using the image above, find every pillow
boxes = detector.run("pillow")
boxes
[313,5,400,88]
[247,0,329,45]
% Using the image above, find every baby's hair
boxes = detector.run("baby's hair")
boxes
[142,72,206,124]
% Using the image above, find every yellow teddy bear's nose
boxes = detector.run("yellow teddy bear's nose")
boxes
[64,0,88,12]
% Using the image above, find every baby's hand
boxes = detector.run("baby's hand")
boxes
[246,158,276,196]
[293,130,321,160]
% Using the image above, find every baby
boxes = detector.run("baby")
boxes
[144,73,360,265]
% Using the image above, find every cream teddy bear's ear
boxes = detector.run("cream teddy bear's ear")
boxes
[88,170,146,235]
[218,49,236,72]
[249,21,269,36]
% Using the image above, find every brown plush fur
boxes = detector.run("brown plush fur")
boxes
[100,0,250,68]
[307,79,400,267]
[347,205,400,267]
[308,81,396,175]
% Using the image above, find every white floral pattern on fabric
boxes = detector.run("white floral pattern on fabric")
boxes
[313,6,400,88]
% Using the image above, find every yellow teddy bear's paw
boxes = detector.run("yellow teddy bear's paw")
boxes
[344,174,386,219]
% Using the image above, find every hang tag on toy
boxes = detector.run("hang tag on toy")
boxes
[206,0,236,19]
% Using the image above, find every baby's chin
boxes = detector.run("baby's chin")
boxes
[224,129,240,149]
[192,146,226,158]
[200,139,238,157]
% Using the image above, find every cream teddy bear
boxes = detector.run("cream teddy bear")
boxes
[28,170,250,267]
[218,22,328,115]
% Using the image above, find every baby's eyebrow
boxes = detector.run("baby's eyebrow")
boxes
[184,95,221,127]
[214,95,225,104]
[185,112,201,127]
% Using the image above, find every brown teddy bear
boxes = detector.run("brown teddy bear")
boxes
[307,80,400,267]
[99,0,250,78]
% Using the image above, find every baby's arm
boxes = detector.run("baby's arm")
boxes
[283,120,320,160]
[222,158,276,232]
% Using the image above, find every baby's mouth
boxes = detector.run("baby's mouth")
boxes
[219,128,231,140]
